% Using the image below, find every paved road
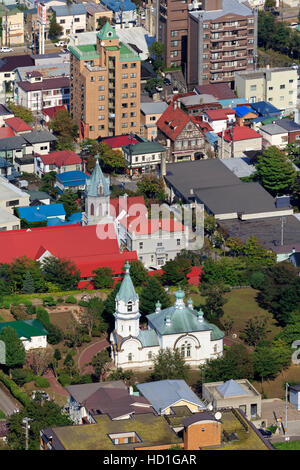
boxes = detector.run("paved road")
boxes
[78,338,110,374]
[0,385,20,416]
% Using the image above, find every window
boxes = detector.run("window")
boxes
[171,40,178,46]
[128,353,132,361]
[6,200,19,207]
[127,301,133,312]
[98,95,105,101]
[130,63,136,68]
[98,115,105,120]
[280,96,284,101]
[280,84,285,89]
[250,85,256,91]
[122,74,128,79]
[122,113,128,118]
[289,90,294,95]
[289,79,294,83]
[98,105,105,110]
[122,64,128,69]
[74,17,80,22]
[139,242,143,250]
[12,225,19,230]
[98,85,105,90]
[171,30,178,37]
[214,344,218,353]
[130,112,136,117]
[59,19,65,24]
[130,92,136,97]
[177,239,181,246]
[170,50,178,57]
[122,83,128,89]
[130,83,137,88]
[122,93,128,98]
[268,86,273,91]
[186,344,191,357]
[122,123,128,128]
[89,125,94,131]
[98,75,104,81]
[98,125,104,130]
[249,96,256,103]
[130,73,136,78]
[148,351,152,359]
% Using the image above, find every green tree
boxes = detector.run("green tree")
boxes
[10,257,46,293]
[103,281,121,326]
[98,143,126,173]
[82,297,107,337]
[150,348,190,382]
[137,175,165,201]
[139,276,171,317]
[7,101,33,124]
[39,171,57,197]
[243,236,276,268]
[253,344,282,389]
[0,327,26,374]
[127,260,148,286]
[49,109,78,143]
[108,367,134,383]
[57,190,80,219]
[96,16,110,30]
[149,41,164,71]
[92,267,114,289]
[49,11,63,40]
[90,349,110,381]
[202,283,227,321]
[21,271,35,294]
[242,316,269,347]
[255,146,296,195]
[42,256,80,291]
[162,259,192,286]
[0,263,12,296]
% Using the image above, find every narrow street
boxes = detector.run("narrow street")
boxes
[0,384,20,416]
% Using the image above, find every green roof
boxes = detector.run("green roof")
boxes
[122,141,166,156]
[68,44,99,60]
[147,289,224,339]
[0,319,48,339]
[137,329,159,347]
[44,413,182,450]
[97,22,119,41]
[119,42,142,62]
[115,261,138,304]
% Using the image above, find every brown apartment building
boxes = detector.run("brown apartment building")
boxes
[187,0,258,90]
[69,22,141,140]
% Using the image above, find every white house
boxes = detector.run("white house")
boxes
[202,108,236,134]
[0,319,48,351]
[258,123,289,149]
[51,4,86,38]
[110,262,224,369]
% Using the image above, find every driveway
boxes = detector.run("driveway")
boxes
[261,398,300,434]
[78,338,110,374]
[0,385,20,416]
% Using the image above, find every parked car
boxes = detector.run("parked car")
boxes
[31,390,50,401]
[55,41,67,47]
[258,428,272,437]
[0,47,13,53]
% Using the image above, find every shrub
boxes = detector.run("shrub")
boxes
[82,334,91,343]
[34,376,50,388]
[65,296,77,304]
[0,371,31,407]
[57,297,64,304]
[58,373,72,387]
[250,271,265,290]
[11,369,31,386]
[78,300,88,307]
[26,305,36,315]
[10,304,28,321]
[71,374,92,385]
[0,409,5,419]
[43,296,57,307]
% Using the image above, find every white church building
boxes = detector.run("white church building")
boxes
[110,262,224,369]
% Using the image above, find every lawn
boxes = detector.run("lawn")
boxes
[49,310,76,333]
[273,440,300,450]
[252,364,300,399]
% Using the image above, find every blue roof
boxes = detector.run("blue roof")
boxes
[250,101,281,117]
[56,171,89,187]
[233,105,257,118]
[99,0,137,12]
[219,98,248,108]
[217,379,248,398]
[17,203,65,222]
[46,212,82,226]
[205,131,218,145]
[137,380,205,414]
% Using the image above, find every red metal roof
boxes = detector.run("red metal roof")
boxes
[218,126,263,142]
[38,150,82,167]
[120,217,185,235]
[204,108,236,121]
[156,102,192,141]
[0,127,15,138]
[42,105,67,119]
[0,224,137,278]
[102,135,139,148]
[110,195,147,218]
[4,117,32,132]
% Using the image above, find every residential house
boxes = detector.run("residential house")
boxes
[0,175,30,214]
[217,126,262,159]
[41,105,67,127]
[289,385,300,411]
[14,72,70,113]
[140,101,168,141]
[0,319,48,350]
[193,83,236,101]
[201,108,236,134]
[99,0,137,29]
[234,67,298,113]
[26,189,51,206]
[233,105,258,127]
[258,123,289,149]
[0,4,24,47]
[0,156,20,182]
[0,55,34,99]
[34,150,83,178]
[0,206,20,231]
[84,2,113,31]
[54,170,89,193]
[273,119,300,145]
[176,93,221,117]
[157,101,205,163]
[136,380,205,415]
[16,203,66,225]
[101,134,139,152]
[110,265,224,369]
[289,250,300,269]
[218,98,248,109]
[50,4,86,38]
[0,223,138,288]
[0,104,14,126]
[122,139,166,175]
[4,117,32,135]
[202,379,262,423]
[65,381,154,425]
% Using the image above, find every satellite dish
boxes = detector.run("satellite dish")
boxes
[207,403,213,411]
[232,333,237,339]
[214,411,222,421]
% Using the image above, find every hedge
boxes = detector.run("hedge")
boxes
[34,376,50,388]
[0,371,31,407]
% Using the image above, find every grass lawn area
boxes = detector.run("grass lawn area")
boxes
[49,310,76,333]
[273,440,300,450]
[252,364,300,399]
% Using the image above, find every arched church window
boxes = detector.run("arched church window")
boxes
[186,343,191,357]
[128,353,132,361]
[181,345,185,357]
[127,301,133,312]
[90,203,94,216]
[129,326,131,332]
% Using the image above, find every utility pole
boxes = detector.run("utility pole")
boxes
[22,417,31,450]
[285,382,289,436]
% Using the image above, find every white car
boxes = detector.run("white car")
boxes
[0,47,13,53]
[55,41,66,47]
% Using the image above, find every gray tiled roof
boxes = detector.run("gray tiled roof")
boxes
[140,101,168,115]
[190,0,252,21]
[259,124,287,135]
[217,379,248,398]
[137,380,205,414]
[22,130,57,144]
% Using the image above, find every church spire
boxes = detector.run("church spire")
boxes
[116,261,138,304]
[86,155,110,197]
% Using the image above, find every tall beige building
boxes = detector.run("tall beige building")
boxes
[69,22,141,140]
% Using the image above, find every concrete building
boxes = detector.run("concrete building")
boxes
[258,123,289,149]
[0,4,24,47]
[84,1,113,31]
[234,67,298,113]
[50,4,86,38]
[69,22,141,140]
[187,0,257,89]
[202,379,262,423]
[34,150,83,178]
[140,101,168,140]
[14,71,70,113]
[99,0,137,29]
[0,175,30,215]
[0,206,20,231]
[122,139,167,175]
[217,126,262,159]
